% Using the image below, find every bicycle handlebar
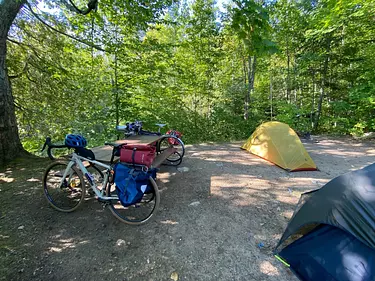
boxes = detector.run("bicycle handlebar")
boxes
[41,137,68,151]
[41,137,69,160]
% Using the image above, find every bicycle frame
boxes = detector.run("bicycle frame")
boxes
[61,153,118,201]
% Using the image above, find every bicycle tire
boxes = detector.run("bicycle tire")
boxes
[157,136,185,163]
[106,177,160,225]
[43,161,85,212]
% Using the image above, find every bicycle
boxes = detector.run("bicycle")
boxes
[41,136,105,185]
[42,135,160,225]
[116,121,185,165]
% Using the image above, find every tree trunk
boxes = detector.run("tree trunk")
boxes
[286,49,290,103]
[270,70,273,120]
[311,70,316,129]
[314,38,331,132]
[243,56,249,120]
[244,55,256,120]
[0,0,27,166]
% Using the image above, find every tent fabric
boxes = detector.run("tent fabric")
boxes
[279,224,375,281]
[241,121,317,171]
[275,163,375,252]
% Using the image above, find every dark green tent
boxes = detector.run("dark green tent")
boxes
[275,163,375,281]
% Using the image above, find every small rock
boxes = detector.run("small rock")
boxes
[216,163,223,167]
[116,239,126,246]
[189,201,200,206]
[170,272,179,281]
[18,225,25,230]
[177,167,189,172]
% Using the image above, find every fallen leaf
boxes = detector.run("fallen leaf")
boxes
[171,271,178,281]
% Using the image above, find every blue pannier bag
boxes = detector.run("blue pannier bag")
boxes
[113,163,157,207]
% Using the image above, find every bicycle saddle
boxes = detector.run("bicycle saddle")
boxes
[155,123,167,128]
[116,125,127,131]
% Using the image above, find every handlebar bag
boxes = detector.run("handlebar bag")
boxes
[119,144,156,168]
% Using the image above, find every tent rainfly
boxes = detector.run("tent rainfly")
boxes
[241,121,317,171]
[274,163,375,281]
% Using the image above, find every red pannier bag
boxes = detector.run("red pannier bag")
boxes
[119,144,156,168]
[166,130,182,145]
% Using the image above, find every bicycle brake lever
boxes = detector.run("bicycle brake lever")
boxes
[41,137,51,152]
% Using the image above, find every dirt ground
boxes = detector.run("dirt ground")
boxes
[1,136,375,281]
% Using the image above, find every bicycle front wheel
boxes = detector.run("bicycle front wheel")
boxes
[43,161,85,212]
[106,177,160,225]
[157,136,185,164]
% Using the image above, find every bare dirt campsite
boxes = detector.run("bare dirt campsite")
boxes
[1,136,374,281]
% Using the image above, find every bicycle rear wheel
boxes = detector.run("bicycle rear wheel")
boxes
[43,161,85,212]
[106,177,160,225]
[157,136,185,164]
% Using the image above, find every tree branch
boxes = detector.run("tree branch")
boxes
[14,100,25,111]
[6,37,23,46]
[7,37,46,67]
[26,2,105,52]
[26,71,37,83]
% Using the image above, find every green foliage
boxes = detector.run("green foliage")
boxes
[6,0,375,155]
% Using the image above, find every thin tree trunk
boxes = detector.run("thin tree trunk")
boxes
[314,39,331,132]
[243,56,249,120]
[244,55,257,120]
[270,70,273,120]
[114,53,119,128]
[311,71,316,129]
[249,56,257,92]
[286,49,290,102]
[242,56,247,84]
[0,0,27,165]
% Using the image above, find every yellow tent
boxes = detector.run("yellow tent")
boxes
[241,121,317,171]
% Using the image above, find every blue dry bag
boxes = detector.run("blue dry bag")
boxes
[113,163,157,207]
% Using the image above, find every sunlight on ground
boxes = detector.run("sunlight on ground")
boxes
[27,177,40,182]
[209,174,328,206]
[0,176,14,183]
[160,220,179,225]
[259,260,280,276]
[281,210,293,220]
[315,149,375,157]
[48,238,89,253]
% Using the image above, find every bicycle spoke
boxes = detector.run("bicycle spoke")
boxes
[106,177,159,225]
